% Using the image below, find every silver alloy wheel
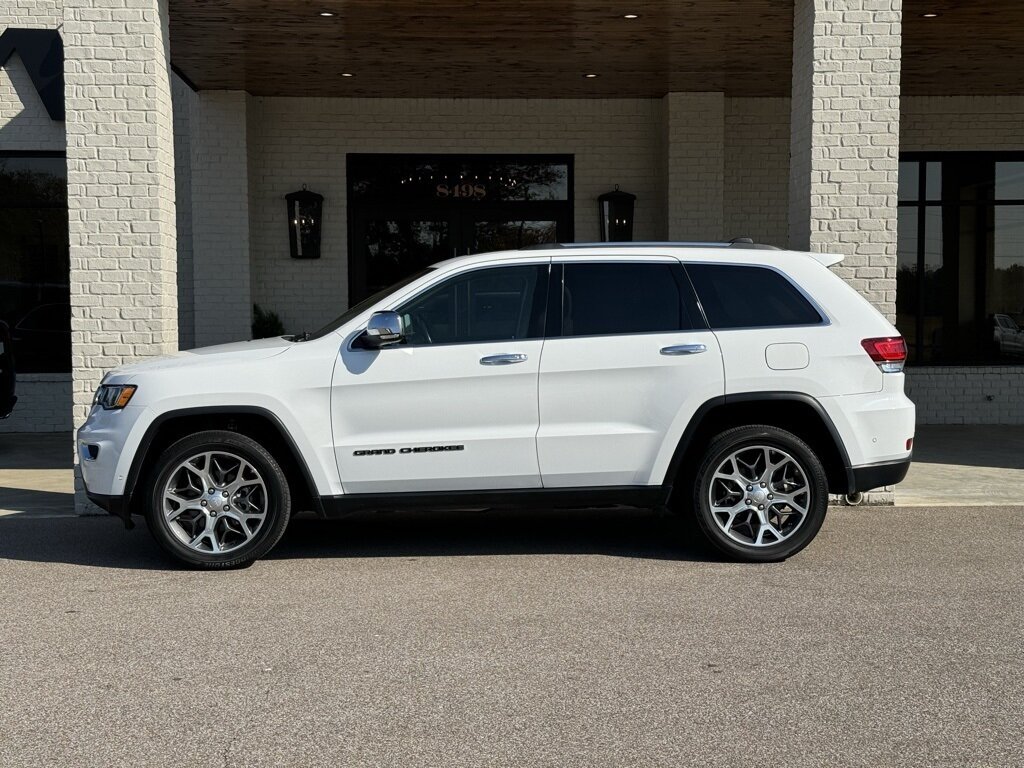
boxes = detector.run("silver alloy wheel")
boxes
[707,445,811,547]
[162,451,269,554]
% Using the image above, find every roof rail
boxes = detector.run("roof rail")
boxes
[520,239,780,251]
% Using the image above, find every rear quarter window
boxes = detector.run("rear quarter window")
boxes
[685,264,823,329]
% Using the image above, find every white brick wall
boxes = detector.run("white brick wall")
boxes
[906,367,1024,425]
[0,374,71,432]
[246,97,666,335]
[665,92,724,241]
[901,96,1024,151]
[64,0,177,510]
[188,90,252,346]
[1,2,65,152]
[0,1,63,29]
[789,0,902,321]
[0,50,65,151]
[724,97,790,247]
[172,73,196,349]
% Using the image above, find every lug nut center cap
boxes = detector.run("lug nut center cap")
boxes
[750,487,768,505]
[206,490,228,513]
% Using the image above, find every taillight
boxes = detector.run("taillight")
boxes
[861,336,907,373]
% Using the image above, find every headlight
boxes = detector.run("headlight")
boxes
[93,384,137,410]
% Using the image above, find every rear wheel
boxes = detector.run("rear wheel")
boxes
[691,425,828,562]
[145,430,291,568]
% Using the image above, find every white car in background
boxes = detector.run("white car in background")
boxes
[78,242,915,568]
[993,313,1024,357]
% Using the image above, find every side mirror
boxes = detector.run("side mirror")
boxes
[362,311,405,348]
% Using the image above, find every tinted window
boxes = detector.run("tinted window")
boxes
[0,154,70,372]
[686,264,823,329]
[560,263,696,337]
[396,265,547,346]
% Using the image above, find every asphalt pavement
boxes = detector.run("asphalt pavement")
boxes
[0,505,1021,767]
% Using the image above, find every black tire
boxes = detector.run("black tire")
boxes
[144,430,291,569]
[691,425,828,562]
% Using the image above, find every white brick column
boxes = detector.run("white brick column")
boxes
[664,92,725,241]
[189,90,253,347]
[64,0,178,510]
[788,0,902,320]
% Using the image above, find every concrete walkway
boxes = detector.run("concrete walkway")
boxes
[896,425,1024,505]
[0,433,74,517]
[1,426,1022,515]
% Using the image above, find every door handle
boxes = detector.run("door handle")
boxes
[660,344,707,356]
[480,353,528,366]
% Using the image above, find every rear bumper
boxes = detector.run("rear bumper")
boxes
[850,456,912,493]
[0,395,15,419]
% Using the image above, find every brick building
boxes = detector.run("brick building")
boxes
[1,1,1023,461]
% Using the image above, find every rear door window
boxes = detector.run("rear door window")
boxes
[557,262,702,337]
[685,264,824,329]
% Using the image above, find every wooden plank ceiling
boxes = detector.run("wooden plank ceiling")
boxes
[167,1,1024,98]
[903,0,1024,96]
[167,0,795,97]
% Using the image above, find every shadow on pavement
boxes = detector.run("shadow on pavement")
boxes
[0,508,715,569]
[0,432,72,470]
[912,425,1024,470]
[0,487,74,514]
[272,508,714,562]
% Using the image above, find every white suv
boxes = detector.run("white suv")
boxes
[78,243,915,568]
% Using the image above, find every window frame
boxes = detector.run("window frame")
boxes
[898,150,1024,366]
[387,262,551,348]
[681,261,829,332]
[545,259,707,339]
[0,150,71,373]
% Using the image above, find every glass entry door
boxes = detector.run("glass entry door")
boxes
[348,154,573,304]
[350,215,452,299]
[464,215,562,255]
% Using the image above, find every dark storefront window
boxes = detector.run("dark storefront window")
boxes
[347,154,573,304]
[0,153,70,373]
[897,154,1024,365]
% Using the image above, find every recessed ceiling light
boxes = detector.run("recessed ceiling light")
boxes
[341,72,354,77]
[319,11,334,17]
[921,12,940,18]
[623,14,639,19]
[583,73,598,78]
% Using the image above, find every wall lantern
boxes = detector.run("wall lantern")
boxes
[285,186,324,259]
[597,186,636,242]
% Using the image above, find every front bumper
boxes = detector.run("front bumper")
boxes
[77,404,146,497]
[0,394,15,420]
[85,489,133,529]
[850,456,912,493]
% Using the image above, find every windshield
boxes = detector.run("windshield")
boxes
[304,269,434,341]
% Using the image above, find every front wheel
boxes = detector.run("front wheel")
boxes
[145,430,291,569]
[692,425,828,562]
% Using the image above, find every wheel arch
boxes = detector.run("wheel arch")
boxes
[123,406,324,517]
[663,392,855,502]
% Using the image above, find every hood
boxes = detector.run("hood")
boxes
[108,336,294,379]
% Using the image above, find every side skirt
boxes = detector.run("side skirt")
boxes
[319,486,672,518]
